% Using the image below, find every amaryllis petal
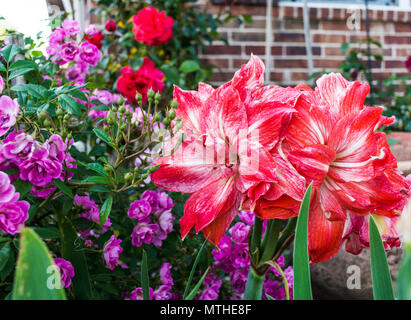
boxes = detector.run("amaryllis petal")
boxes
[288,144,336,187]
[308,191,346,263]
[231,54,264,102]
[315,72,349,111]
[254,195,300,220]
[180,176,239,242]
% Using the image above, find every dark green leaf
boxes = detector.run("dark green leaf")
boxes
[93,128,115,148]
[369,215,395,300]
[141,249,150,300]
[58,94,85,116]
[397,244,411,300]
[12,179,32,199]
[293,183,313,300]
[9,68,35,80]
[99,195,113,227]
[54,179,73,198]
[185,267,210,300]
[0,242,11,272]
[82,176,110,184]
[1,44,20,64]
[183,239,207,299]
[9,60,38,71]
[180,60,200,73]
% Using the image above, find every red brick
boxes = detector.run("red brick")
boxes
[283,19,319,30]
[286,46,321,56]
[396,48,411,57]
[270,72,283,82]
[322,21,348,31]
[200,58,229,69]
[324,47,344,56]
[314,59,344,68]
[321,8,329,19]
[246,46,265,55]
[275,32,305,42]
[283,6,294,19]
[313,34,346,43]
[385,36,411,45]
[230,5,266,16]
[274,59,307,68]
[271,46,282,55]
[386,11,394,21]
[385,60,406,68]
[210,72,233,82]
[291,72,309,81]
[232,32,265,42]
[203,45,241,55]
[395,23,411,33]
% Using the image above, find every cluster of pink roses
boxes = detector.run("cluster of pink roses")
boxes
[46,19,102,84]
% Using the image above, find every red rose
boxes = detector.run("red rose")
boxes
[116,57,165,103]
[105,20,117,32]
[132,6,174,46]
[84,32,104,49]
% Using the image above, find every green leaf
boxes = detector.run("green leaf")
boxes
[93,128,115,148]
[397,244,411,300]
[185,267,210,300]
[0,242,11,272]
[99,195,113,227]
[0,63,6,72]
[11,84,47,99]
[180,60,200,73]
[57,215,93,299]
[293,183,313,300]
[12,179,32,199]
[141,249,150,300]
[266,294,276,300]
[369,215,395,300]
[130,57,143,71]
[85,162,108,177]
[183,239,207,299]
[82,176,110,184]
[12,228,67,300]
[54,179,73,198]
[9,68,36,80]
[9,60,38,71]
[1,44,20,64]
[161,65,179,83]
[32,227,61,240]
[58,94,85,116]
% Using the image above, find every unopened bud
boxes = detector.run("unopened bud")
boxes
[147,88,155,100]
[171,100,178,109]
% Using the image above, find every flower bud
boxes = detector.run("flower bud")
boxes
[171,100,178,109]
[135,92,142,103]
[168,110,176,120]
[147,88,155,100]
[148,165,160,173]
[125,110,132,119]
[124,172,133,182]
[118,105,126,114]
[154,113,161,122]
[163,118,171,127]
[154,92,161,102]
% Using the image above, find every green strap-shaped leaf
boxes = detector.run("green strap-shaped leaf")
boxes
[141,249,150,300]
[293,183,313,300]
[12,228,67,300]
[397,244,411,300]
[369,215,395,300]
[185,267,210,300]
[183,239,207,299]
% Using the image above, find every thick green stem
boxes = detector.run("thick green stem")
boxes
[249,217,263,264]
[260,219,282,263]
[244,268,264,300]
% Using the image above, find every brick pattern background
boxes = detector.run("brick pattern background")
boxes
[199,3,411,86]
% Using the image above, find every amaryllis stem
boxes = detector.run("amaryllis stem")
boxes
[250,217,263,264]
[260,219,282,263]
[244,268,264,300]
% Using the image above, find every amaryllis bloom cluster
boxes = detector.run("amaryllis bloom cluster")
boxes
[46,19,102,84]
[0,171,29,234]
[103,235,123,270]
[54,258,75,288]
[0,131,76,198]
[0,95,19,137]
[152,55,410,264]
[212,211,293,300]
[132,6,174,46]
[129,189,174,247]
[116,57,165,103]
[129,262,177,300]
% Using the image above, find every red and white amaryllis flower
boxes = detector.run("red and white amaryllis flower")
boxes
[271,73,410,263]
[151,56,302,245]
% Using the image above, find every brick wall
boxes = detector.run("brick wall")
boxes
[199,3,411,86]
